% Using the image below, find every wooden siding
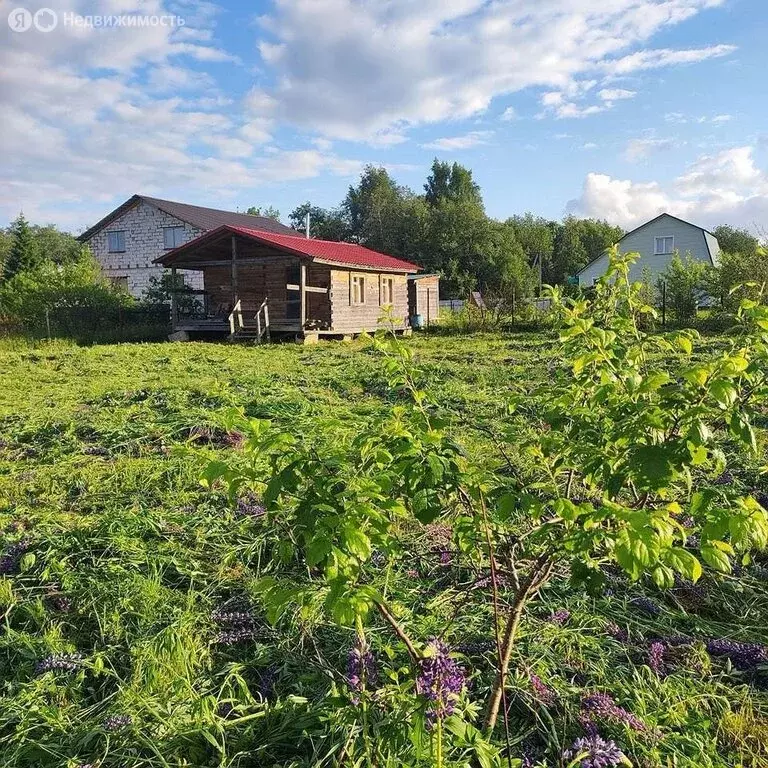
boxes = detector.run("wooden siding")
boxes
[408,276,440,323]
[329,269,409,332]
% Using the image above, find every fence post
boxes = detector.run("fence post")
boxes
[661,281,667,328]
[45,308,51,340]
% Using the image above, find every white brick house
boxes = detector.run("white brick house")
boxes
[79,195,295,298]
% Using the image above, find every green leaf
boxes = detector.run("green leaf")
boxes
[664,548,702,583]
[729,413,757,453]
[343,526,372,561]
[700,545,731,573]
[306,536,332,567]
[709,379,738,407]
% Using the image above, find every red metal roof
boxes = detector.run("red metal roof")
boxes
[156,224,421,273]
[229,226,421,272]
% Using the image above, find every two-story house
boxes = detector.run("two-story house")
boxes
[78,195,296,297]
[577,213,721,286]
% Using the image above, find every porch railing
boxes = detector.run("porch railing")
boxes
[228,297,271,343]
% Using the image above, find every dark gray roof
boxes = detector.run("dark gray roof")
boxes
[78,194,295,242]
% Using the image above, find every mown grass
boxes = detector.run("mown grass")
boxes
[0,331,766,768]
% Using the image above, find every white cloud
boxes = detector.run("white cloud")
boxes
[421,131,493,151]
[711,113,734,123]
[624,137,676,161]
[581,142,598,150]
[568,146,768,230]
[500,106,517,121]
[258,1,735,139]
[597,88,637,101]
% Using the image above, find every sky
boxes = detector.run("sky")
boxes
[2,0,767,235]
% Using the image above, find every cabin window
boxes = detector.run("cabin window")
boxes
[107,231,126,253]
[380,276,394,306]
[163,226,186,249]
[351,274,366,305]
[654,236,674,255]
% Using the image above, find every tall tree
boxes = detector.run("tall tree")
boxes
[712,224,759,255]
[551,218,588,285]
[246,205,281,221]
[288,203,350,241]
[3,213,37,281]
[577,219,624,264]
[424,159,483,208]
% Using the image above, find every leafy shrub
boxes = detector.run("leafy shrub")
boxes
[658,253,711,324]
[204,247,768,764]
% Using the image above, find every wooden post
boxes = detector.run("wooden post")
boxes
[264,299,271,342]
[300,261,307,329]
[170,267,178,329]
[230,236,238,306]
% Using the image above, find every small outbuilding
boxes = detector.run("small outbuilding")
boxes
[155,225,426,342]
[407,274,440,327]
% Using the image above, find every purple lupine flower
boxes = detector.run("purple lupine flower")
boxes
[629,596,661,616]
[581,692,646,732]
[648,642,666,676]
[214,627,259,645]
[457,639,495,655]
[101,714,132,732]
[605,622,628,643]
[714,470,734,486]
[564,735,624,768]
[212,603,261,644]
[0,538,31,574]
[416,638,466,727]
[35,653,83,676]
[258,665,279,699]
[706,638,768,671]
[234,494,266,519]
[347,639,378,700]
[547,609,571,625]
[757,494,767,511]
[225,431,245,449]
[529,673,556,706]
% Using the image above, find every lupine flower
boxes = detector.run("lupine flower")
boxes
[548,609,571,625]
[706,638,768,671]
[83,445,109,456]
[757,493,767,511]
[0,538,31,574]
[215,627,259,644]
[581,692,646,732]
[217,702,235,719]
[258,665,279,699]
[671,575,707,611]
[714,470,734,486]
[347,639,378,700]
[416,638,466,726]
[225,431,245,449]
[212,603,261,644]
[563,735,624,768]
[629,596,661,616]
[605,622,628,643]
[457,639,495,655]
[529,673,556,706]
[648,642,666,676]
[234,495,266,519]
[35,653,83,675]
[101,714,132,732]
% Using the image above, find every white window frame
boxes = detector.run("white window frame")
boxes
[380,275,394,306]
[351,274,366,305]
[654,236,674,255]
[163,226,185,249]
[107,231,126,253]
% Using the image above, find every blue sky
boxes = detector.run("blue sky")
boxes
[2,0,767,233]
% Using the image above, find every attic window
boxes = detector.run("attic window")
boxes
[107,231,126,253]
[654,236,674,255]
[163,226,185,249]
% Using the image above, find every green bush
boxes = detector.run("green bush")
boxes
[658,253,711,324]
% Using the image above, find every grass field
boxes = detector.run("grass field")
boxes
[1,331,767,768]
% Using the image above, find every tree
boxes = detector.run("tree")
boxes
[246,205,281,221]
[577,218,624,264]
[424,159,483,208]
[3,213,38,281]
[288,203,350,241]
[712,224,759,256]
[550,217,588,285]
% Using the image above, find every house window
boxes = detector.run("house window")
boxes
[107,231,126,252]
[380,276,394,306]
[163,226,185,249]
[109,276,129,291]
[654,236,674,255]
[351,274,366,305]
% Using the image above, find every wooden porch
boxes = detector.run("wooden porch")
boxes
[166,230,332,342]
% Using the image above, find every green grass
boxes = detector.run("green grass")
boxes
[0,332,766,768]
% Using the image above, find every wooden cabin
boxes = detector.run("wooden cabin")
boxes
[155,225,427,342]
